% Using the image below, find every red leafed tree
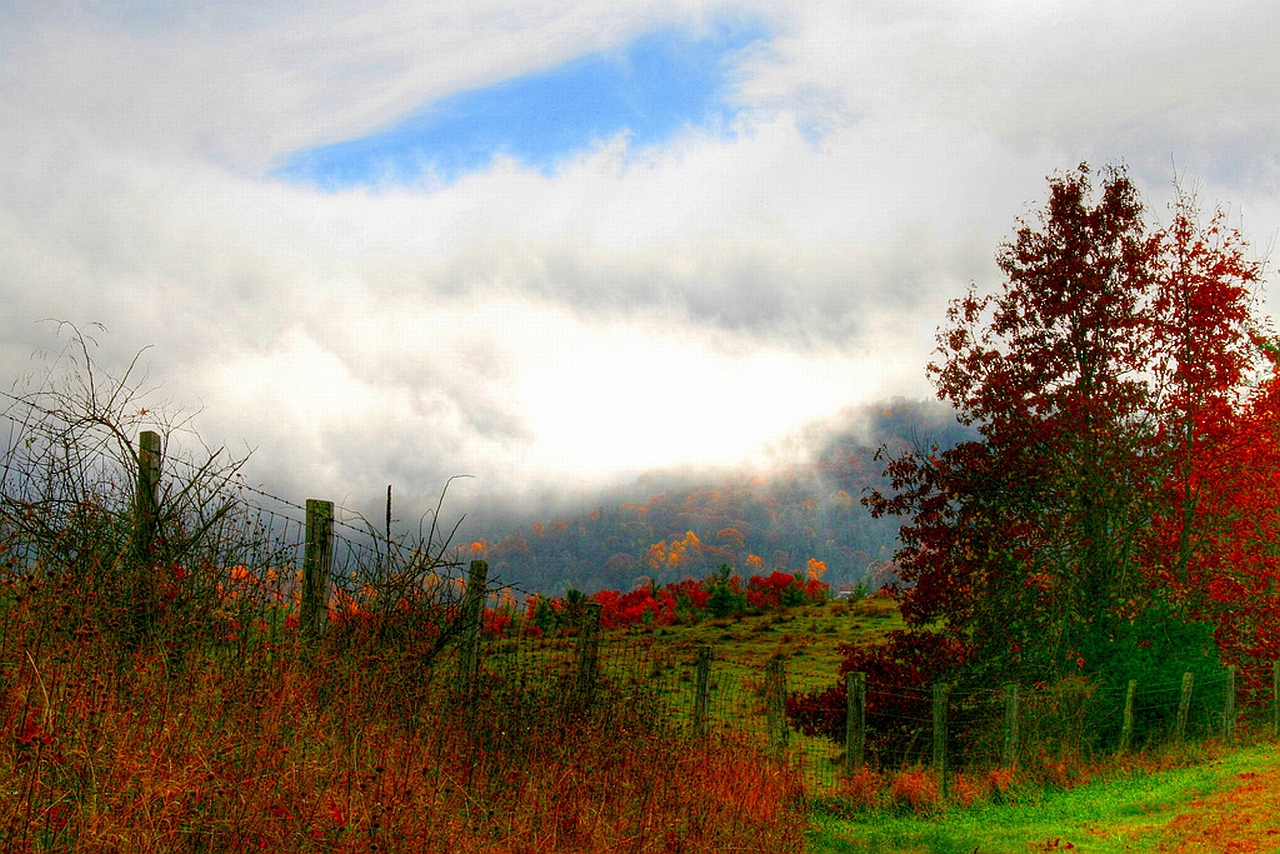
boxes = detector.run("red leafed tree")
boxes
[868,164,1163,681]
[793,164,1271,750]
[1149,353,1280,697]
[1144,193,1263,594]
[866,165,1265,683]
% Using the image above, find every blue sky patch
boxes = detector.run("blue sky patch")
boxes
[274,19,769,190]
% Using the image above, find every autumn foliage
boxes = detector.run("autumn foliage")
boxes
[510,564,828,636]
[792,163,1276,751]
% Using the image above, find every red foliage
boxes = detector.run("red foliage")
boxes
[787,630,968,755]
[591,587,676,628]
[482,609,512,638]
[863,164,1269,687]
[1146,355,1280,695]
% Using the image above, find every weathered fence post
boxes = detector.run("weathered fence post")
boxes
[765,654,789,757]
[932,682,949,793]
[1273,661,1280,739]
[573,601,602,707]
[1224,665,1236,742]
[1176,672,1194,742]
[693,645,712,739]
[134,430,162,561]
[301,499,334,640]
[129,430,164,638]
[1002,683,1018,768]
[454,559,489,695]
[1119,679,1138,754]
[845,671,866,772]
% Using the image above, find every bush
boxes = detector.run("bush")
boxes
[787,629,968,766]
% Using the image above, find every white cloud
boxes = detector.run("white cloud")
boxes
[2,0,1278,526]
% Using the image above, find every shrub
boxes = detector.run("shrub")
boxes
[887,767,940,814]
[834,765,884,813]
[787,629,968,765]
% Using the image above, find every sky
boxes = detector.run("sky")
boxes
[2,1,1279,529]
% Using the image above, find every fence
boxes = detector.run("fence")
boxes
[6,423,1280,800]
[436,602,1280,797]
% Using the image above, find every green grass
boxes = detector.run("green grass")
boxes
[480,594,906,795]
[654,594,904,691]
[807,741,1280,854]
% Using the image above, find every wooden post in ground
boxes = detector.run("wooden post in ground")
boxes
[129,430,164,640]
[1176,672,1194,742]
[1002,683,1019,768]
[1224,665,1236,743]
[134,431,162,561]
[455,559,489,695]
[765,654,789,757]
[693,646,712,740]
[1120,679,1138,754]
[1273,661,1280,739]
[845,671,866,773]
[573,601,602,708]
[301,499,335,640]
[932,682,950,794]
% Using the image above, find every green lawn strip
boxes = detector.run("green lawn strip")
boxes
[807,742,1280,854]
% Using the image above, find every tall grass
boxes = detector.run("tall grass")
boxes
[0,596,808,851]
[0,333,808,852]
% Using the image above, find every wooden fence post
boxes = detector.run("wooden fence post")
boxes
[1273,661,1280,739]
[1002,683,1019,768]
[1224,665,1236,742]
[845,671,866,773]
[765,655,789,757]
[1119,679,1137,754]
[693,646,712,740]
[454,559,488,695]
[134,430,162,561]
[1176,672,1194,742]
[932,682,949,793]
[573,601,602,707]
[301,499,334,640]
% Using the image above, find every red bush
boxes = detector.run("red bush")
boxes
[786,630,968,761]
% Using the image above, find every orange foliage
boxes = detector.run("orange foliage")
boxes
[835,766,884,811]
[887,767,940,814]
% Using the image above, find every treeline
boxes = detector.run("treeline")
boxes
[471,400,973,594]
[481,564,832,638]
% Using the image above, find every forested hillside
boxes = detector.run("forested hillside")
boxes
[473,399,974,594]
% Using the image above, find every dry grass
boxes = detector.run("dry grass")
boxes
[0,568,809,853]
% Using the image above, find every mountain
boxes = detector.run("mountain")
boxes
[471,398,973,595]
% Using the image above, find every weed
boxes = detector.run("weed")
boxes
[887,767,940,815]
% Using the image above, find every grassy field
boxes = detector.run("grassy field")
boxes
[807,740,1280,853]
[608,594,1280,853]
[476,592,905,796]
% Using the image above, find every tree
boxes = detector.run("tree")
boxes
[866,164,1265,683]
[1144,192,1262,595]
[794,164,1269,753]
[1147,352,1280,699]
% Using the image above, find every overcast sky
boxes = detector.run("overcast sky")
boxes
[3,1,1279,526]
